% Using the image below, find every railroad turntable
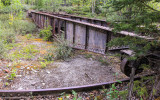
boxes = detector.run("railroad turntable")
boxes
[0,10,156,99]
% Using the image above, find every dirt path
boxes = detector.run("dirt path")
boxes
[0,34,126,90]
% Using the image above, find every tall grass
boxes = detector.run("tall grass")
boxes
[0,13,36,59]
[54,34,72,60]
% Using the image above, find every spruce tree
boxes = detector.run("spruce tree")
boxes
[106,0,160,99]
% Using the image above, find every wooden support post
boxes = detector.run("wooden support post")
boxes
[48,17,51,26]
[128,61,136,100]
[32,13,34,22]
[35,14,37,24]
[105,31,112,53]
[42,15,44,28]
[58,19,61,35]
[52,18,56,35]
[41,15,43,28]
[44,16,47,28]
[46,16,48,27]
[73,23,75,44]
[37,14,39,25]
[37,14,38,25]
[38,14,40,27]
[39,14,41,28]
[85,26,89,49]
[37,14,39,26]
[64,20,67,39]
[39,14,40,28]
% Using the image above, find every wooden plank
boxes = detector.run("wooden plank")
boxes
[64,21,67,39]
[105,31,111,53]
[48,16,51,26]
[52,18,56,35]
[38,14,41,27]
[82,19,88,23]
[35,14,37,24]
[37,14,38,25]
[121,49,134,56]
[39,14,41,28]
[102,22,108,27]
[58,19,61,34]
[46,16,48,27]
[66,21,74,47]
[37,14,39,26]
[44,16,47,27]
[74,24,86,49]
[94,20,101,26]
[75,18,80,21]
[40,15,43,28]
[42,15,44,28]
[85,26,89,49]
[87,27,107,54]
[32,13,34,21]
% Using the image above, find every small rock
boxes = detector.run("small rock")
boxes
[89,58,93,61]
[36,86,41,89]
[32,69,38,73]
[42,83,45,86]
[4,69,9,73]
[46,70,50,74]
[18,87,23,90]
[16,75,22,78]
[8,63,12,67]
[31,83,35,86]
[20,67,25,69]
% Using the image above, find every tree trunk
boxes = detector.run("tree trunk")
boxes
[154,74,160,98]
[92,0,95,14]
[128,61,136,100]
[64,0,66,6]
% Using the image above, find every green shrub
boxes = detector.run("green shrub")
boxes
[0,41,6,59]
[12,20,36,35]
[44,46,55,61]
[54,35,72,60]
[0,30,15,44]
[0,14,9,21]
[39,26,52,41]
[0,6,12,13]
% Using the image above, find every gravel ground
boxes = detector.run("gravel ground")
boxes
[0,35,126,90]
[9,55,124,90]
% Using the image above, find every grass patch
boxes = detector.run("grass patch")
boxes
[9,44,39,61]
[54,35,72,60]
[39,25,53,41]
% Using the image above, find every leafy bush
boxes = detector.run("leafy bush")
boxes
[12,20,36,35]
[44,46,55,61]
[0,41,6,59]
[0,14,9,21]
[54,35,72,60]
[21,4,33,11]
[39,26,53,41]
[0,30,15,44]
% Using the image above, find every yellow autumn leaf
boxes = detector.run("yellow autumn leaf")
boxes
[58,97,63,100]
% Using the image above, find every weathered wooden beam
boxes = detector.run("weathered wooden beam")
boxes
[31,11,154,40]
